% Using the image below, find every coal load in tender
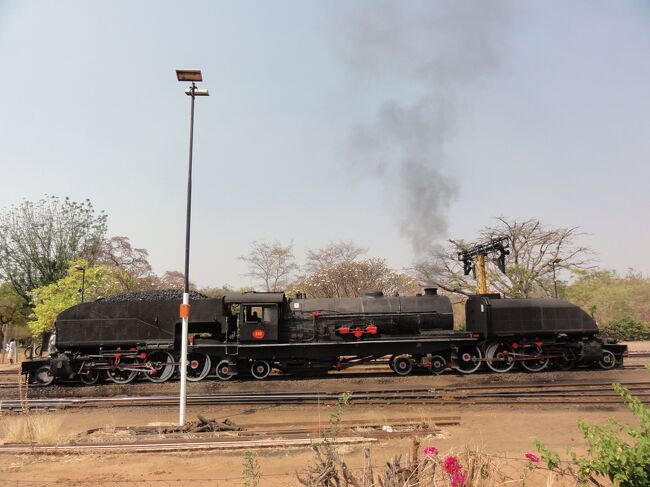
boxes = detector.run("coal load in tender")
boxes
[100,289,209,303]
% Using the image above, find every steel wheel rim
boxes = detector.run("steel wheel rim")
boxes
[486,343,515,373]
[598,350,616,370]
[145,351,176,383]
[250,360,271,380]
[392,356,412,376]
[79,367,100,385]
[455,346,483,374]
[215,360,235,381]
[430,355,447,375]
[521,350,549,372]
[35,366,54,386]
[106,358,139,384]
[187,353,211,382]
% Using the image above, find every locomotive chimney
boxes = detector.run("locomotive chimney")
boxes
[423,287,438,296]
[364,291,384,298]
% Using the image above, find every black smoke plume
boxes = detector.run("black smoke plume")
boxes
[331,1,507,256]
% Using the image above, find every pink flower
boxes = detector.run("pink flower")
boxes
[525,452,540,463]
[443,455,461,474]
[451,471,467,487]
[423,446,438,456]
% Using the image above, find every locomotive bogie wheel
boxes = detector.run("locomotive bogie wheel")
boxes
[250,360,272,380]
[215,360,235,381]
[454,346,483,374]
[485,343,515,373]
[78,367,100,385]
[388,355,397,372]
[598,350,617,370]
[145,351,176,383]
[391,355,413,376]
[35,365,54,386]
[429,355,447,375]
[186,353,211,382]
[106,358,140,384]
[520,350,550,372]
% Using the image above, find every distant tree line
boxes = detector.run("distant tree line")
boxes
[240,219,650,340]
[0,195,647,340]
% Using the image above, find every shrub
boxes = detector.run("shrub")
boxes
[242,450,261,487]
[536,375,650,486]
[599,316,650,341]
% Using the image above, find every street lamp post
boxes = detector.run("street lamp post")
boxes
[552,258,562,298]
[176,69,209,426]
[74,265,86,303]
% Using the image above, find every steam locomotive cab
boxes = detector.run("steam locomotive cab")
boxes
[223,293,283,342]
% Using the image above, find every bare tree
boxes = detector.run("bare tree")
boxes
[414,217,593,298]
[294,258,418,299]
[305,241,367,273]
[97,236,157,290]
[157,270,197,291]
[240,240,298,292]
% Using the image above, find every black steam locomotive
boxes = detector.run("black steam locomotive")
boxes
[21,289,626,385]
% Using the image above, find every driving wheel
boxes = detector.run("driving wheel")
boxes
[106,357,140,384]
[486,343,515,373]
[144,351,176,383]
[187,353,211,382]
[454,346,483,374]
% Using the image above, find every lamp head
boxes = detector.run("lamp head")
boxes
[185,88,209,96]
[176,69,203,82]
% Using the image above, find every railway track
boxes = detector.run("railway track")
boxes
[1,380,648,411]
[0,416,460,454]
[0,368,645,391]
[0,435,376,454]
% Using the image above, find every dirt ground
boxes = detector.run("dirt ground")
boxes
[0,342,647,486]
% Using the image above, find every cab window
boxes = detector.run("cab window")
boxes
[243,305,276,324]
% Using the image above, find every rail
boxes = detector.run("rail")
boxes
[2,380,648,411]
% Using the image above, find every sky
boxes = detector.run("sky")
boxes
[0,0,649,289]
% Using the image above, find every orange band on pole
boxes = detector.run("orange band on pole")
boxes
[180,303,191,318]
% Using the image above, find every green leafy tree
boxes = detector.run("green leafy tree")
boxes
[0,282,31,347]
[28,260,131,335]
[0,196,107,301]
[565,269,650,326]
[599,317,650,342]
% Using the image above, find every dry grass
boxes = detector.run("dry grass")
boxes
[1,414,67,445]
